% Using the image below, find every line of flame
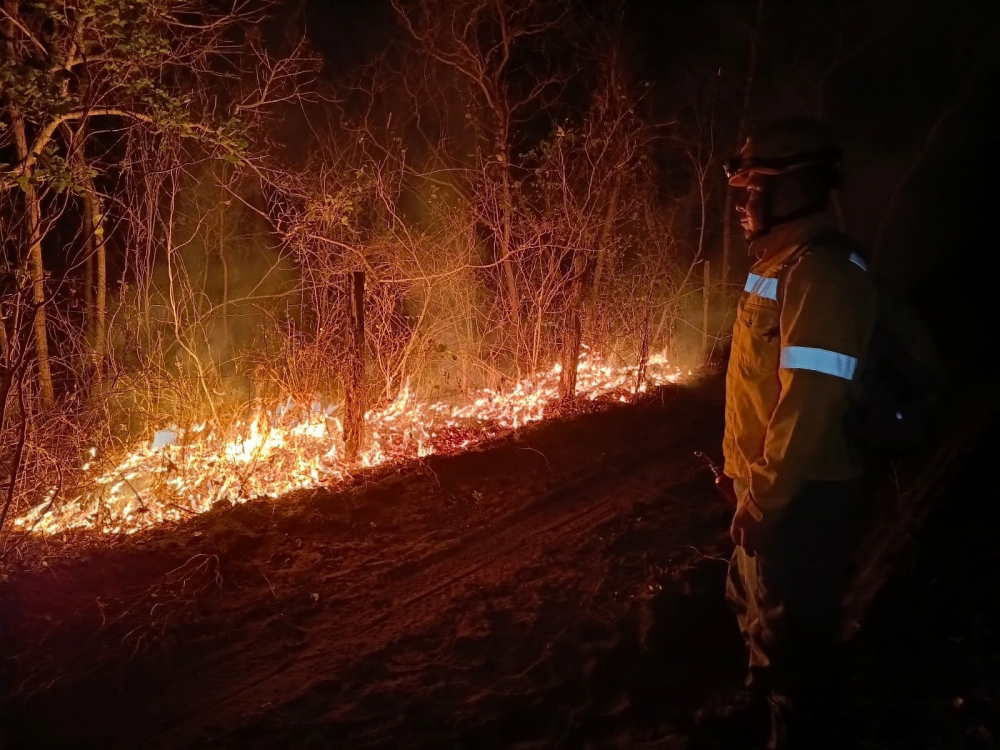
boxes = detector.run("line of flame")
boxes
[14,352,688,535]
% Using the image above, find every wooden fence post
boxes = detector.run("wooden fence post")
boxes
[702,260,711,363]
[635,303,651,395]
[344,271,366,461]
[559,253,588,400]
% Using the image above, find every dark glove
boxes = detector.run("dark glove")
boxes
[730,496,769,557]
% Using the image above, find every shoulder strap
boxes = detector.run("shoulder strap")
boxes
[776,230,869,310]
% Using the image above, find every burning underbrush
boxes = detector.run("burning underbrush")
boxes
[13,352,688,536]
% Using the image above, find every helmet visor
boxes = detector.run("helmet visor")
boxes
[724,147,842,186]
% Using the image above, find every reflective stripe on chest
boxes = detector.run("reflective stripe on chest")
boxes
[744,273,778,301]
[745,253,866,302]
[741,251,868,381]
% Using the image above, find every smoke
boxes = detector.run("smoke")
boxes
[110,157,299,434]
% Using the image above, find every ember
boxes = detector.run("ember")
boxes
[14,353,687,535]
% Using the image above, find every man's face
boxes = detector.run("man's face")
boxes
[735,173,768,240]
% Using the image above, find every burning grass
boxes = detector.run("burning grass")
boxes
[13,352,688,536]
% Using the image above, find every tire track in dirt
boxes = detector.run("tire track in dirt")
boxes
[146,416,720,748]
[393,442,701,609]
[5,386,727,749]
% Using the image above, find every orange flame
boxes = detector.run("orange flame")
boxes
[14,352,687,535]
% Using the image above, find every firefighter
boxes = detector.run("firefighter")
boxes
[700,117,878,749]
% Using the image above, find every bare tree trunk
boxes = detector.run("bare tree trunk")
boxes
[722,0,764,286]
[220,210,229,331]
[61,121,106,391]
[0,302,9,362]
[80,165,106,390]
[80,176,96,331]
[497,140,522,366]
[217,172,230,378]
[23,175,54,408]
[344,271,367,461]
[590,175,621,297]
[0,368,29,535]
[666,313,676,363]
[9,123,54,407]
[560,174,621,400]
[5,4,53,407]
[83,250,94,334]
[0,368,12,436]
[93,187,106,379]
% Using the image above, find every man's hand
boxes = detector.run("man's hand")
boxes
[730,498,769,557]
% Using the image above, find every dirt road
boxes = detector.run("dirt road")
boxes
[2,382,743,749]
[4,378,994,750]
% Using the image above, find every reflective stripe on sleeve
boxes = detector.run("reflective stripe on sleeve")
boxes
[779,346,858,379]
[848,252,868,271]
[744,273,778,300]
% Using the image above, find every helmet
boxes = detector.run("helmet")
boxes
[725,116,841,187]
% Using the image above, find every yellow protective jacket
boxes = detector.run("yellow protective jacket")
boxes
[723,210,877,521]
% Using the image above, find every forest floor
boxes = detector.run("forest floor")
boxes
[0,376,996,750]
